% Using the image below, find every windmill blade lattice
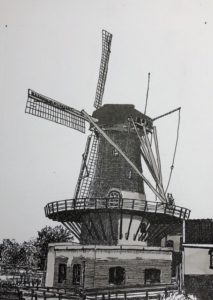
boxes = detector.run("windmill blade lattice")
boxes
[26,89,86,133]
[74,131,99,205]
[94,30,112,109]
[74,134,92,199]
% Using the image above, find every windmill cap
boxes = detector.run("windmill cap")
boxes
[92,104,152,127]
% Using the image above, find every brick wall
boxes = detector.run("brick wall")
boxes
[89,258,171,288]
[89,130,144,198]
[53,254,172,289]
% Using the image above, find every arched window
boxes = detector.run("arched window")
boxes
[209,249,213,269]
[109,267,125,285]
[108,190,121,199]
[108,190,121,208]
[58,264,67,283]
[73,264,81,285]
[145,269,161,284]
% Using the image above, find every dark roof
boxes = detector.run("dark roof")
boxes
[185,219,213,244]
[92,104,152,127]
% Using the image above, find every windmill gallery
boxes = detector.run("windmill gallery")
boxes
[25,30,212,297]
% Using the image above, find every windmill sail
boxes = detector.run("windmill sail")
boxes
[74,132,99,205]
[25,89,86,133]
[74,135,92,199]
[94,30,112,109]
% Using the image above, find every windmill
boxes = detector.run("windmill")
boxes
[25,30,190,246]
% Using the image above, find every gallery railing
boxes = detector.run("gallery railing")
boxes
[44,197,190,220]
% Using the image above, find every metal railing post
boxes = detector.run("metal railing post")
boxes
[31,289,34,300]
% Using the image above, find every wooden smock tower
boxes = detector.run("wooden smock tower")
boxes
[25,30,190,290]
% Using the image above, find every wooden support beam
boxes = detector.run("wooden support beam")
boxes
[81,218,94,243]
[152,107,181,122]
[108,211,115,242]
[134,215,146,241]
[142,128,160,181]
[119,210,123,240]
[68,222,81,238]
[131,119,155,176]
[153,126,163,186]
[156,224,175,242]
[140,149,158,183]
[125,215,133,240]
[142,127,166,199]
[71,222,81,235]
[146,224,166,242]
[74,222,81,232]
[139,222,151,241]
[144,223,159,242]
[62,222,80,241]
[131,117,166,202]
[97,212,107,241]
[89,215,101,241]
[149,223,177,243]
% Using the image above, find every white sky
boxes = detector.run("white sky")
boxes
[0,0,213,242]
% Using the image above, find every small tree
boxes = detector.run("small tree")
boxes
[34,225,73,270]
[0,239,38,273]
[21,240,38,269]
[1,239,22,267]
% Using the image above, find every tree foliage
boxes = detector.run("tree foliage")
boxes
[34,225,73,270]
[0,225,73,271]
[0,239,38,269]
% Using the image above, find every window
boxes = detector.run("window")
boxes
[73,264,81,285]
[127,170,132,179]
[109,267,125,285]
[144,269,161,284]
[58,264,67,283]
[209,250,213,269]
[112,149,119,157]
[108,190,121,199]
[166,240,174,248]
